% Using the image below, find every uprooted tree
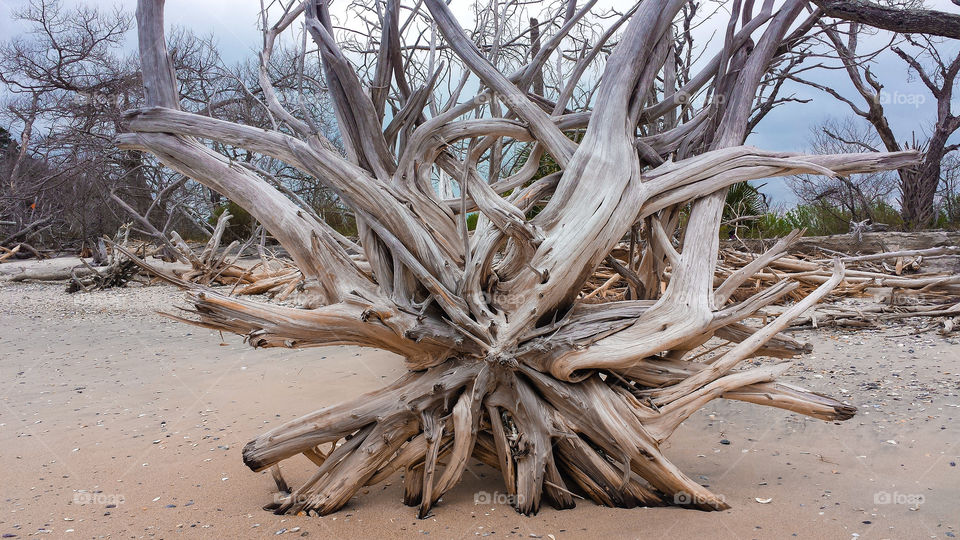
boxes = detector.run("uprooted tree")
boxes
[120,0,923,517]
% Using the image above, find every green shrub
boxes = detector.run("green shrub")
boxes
[934,194,960,230]
[209,201,257,242]
[318,207,358,237]
[733,200,910,238]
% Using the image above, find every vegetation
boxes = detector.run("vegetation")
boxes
[209,202,257,243]
[0,0,347,251]
[740,201,902,238]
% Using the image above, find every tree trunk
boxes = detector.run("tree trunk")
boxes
[811,0,960,40]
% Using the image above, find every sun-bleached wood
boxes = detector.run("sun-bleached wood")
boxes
[123,0,922,517]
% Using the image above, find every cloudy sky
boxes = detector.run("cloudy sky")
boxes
[1,0,958,206]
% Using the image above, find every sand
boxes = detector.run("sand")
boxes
[1,268,959,539]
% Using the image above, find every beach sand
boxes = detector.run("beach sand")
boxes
[1,270,958,539]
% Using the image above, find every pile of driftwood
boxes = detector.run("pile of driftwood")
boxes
[158,225,958,315]
[159,211,304,300]
[3,212,306,299]
[4,224,155,291]
[137,212,304,301]
[65,225,147,293]
[129,241,305,302]
[8,221,957,331]
[584,230,960,332]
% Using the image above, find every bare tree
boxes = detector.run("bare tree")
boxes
[0,0,318,251]
[0,0,128,248]
[791,12,960,228]
[0,0,174,249]
[937,151,960,224]
[790,116,900,224]
[121,0,917,517]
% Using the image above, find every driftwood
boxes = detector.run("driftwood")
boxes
[6,265,97,283]
[144,211,306,298]
[3,226,149,287]
[1,217,52,247]
[787,302,960,329]
[65,257,141,293]
[66,225,148,293]
[0,244,22,263]
[811,0,960,40]
[109,188,188,263]
[589,231,960,331]
[167,210,248,285]
[102,223,306,303]
[734,231,960,272]
[120,0,926,518]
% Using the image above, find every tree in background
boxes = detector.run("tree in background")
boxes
[789,116,903,227]
[938,151,960,226]
[0,0,348,252]
[792,6,960,229]
[0,0,189,249]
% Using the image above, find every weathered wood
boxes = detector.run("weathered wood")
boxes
[6,266,96,282]
[0,244,22,263]
[122,0,936,520]
[812,0,960,40]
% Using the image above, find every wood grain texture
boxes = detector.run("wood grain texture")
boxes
[123,0,927,518]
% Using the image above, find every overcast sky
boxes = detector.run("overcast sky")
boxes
[1,0,958,206]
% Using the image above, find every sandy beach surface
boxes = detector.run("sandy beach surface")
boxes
[1,268,959,539]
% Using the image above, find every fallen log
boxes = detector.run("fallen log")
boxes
[785,302,960,329]
[5,265,96,282]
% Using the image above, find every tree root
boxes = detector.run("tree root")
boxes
[246,355,853,517]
